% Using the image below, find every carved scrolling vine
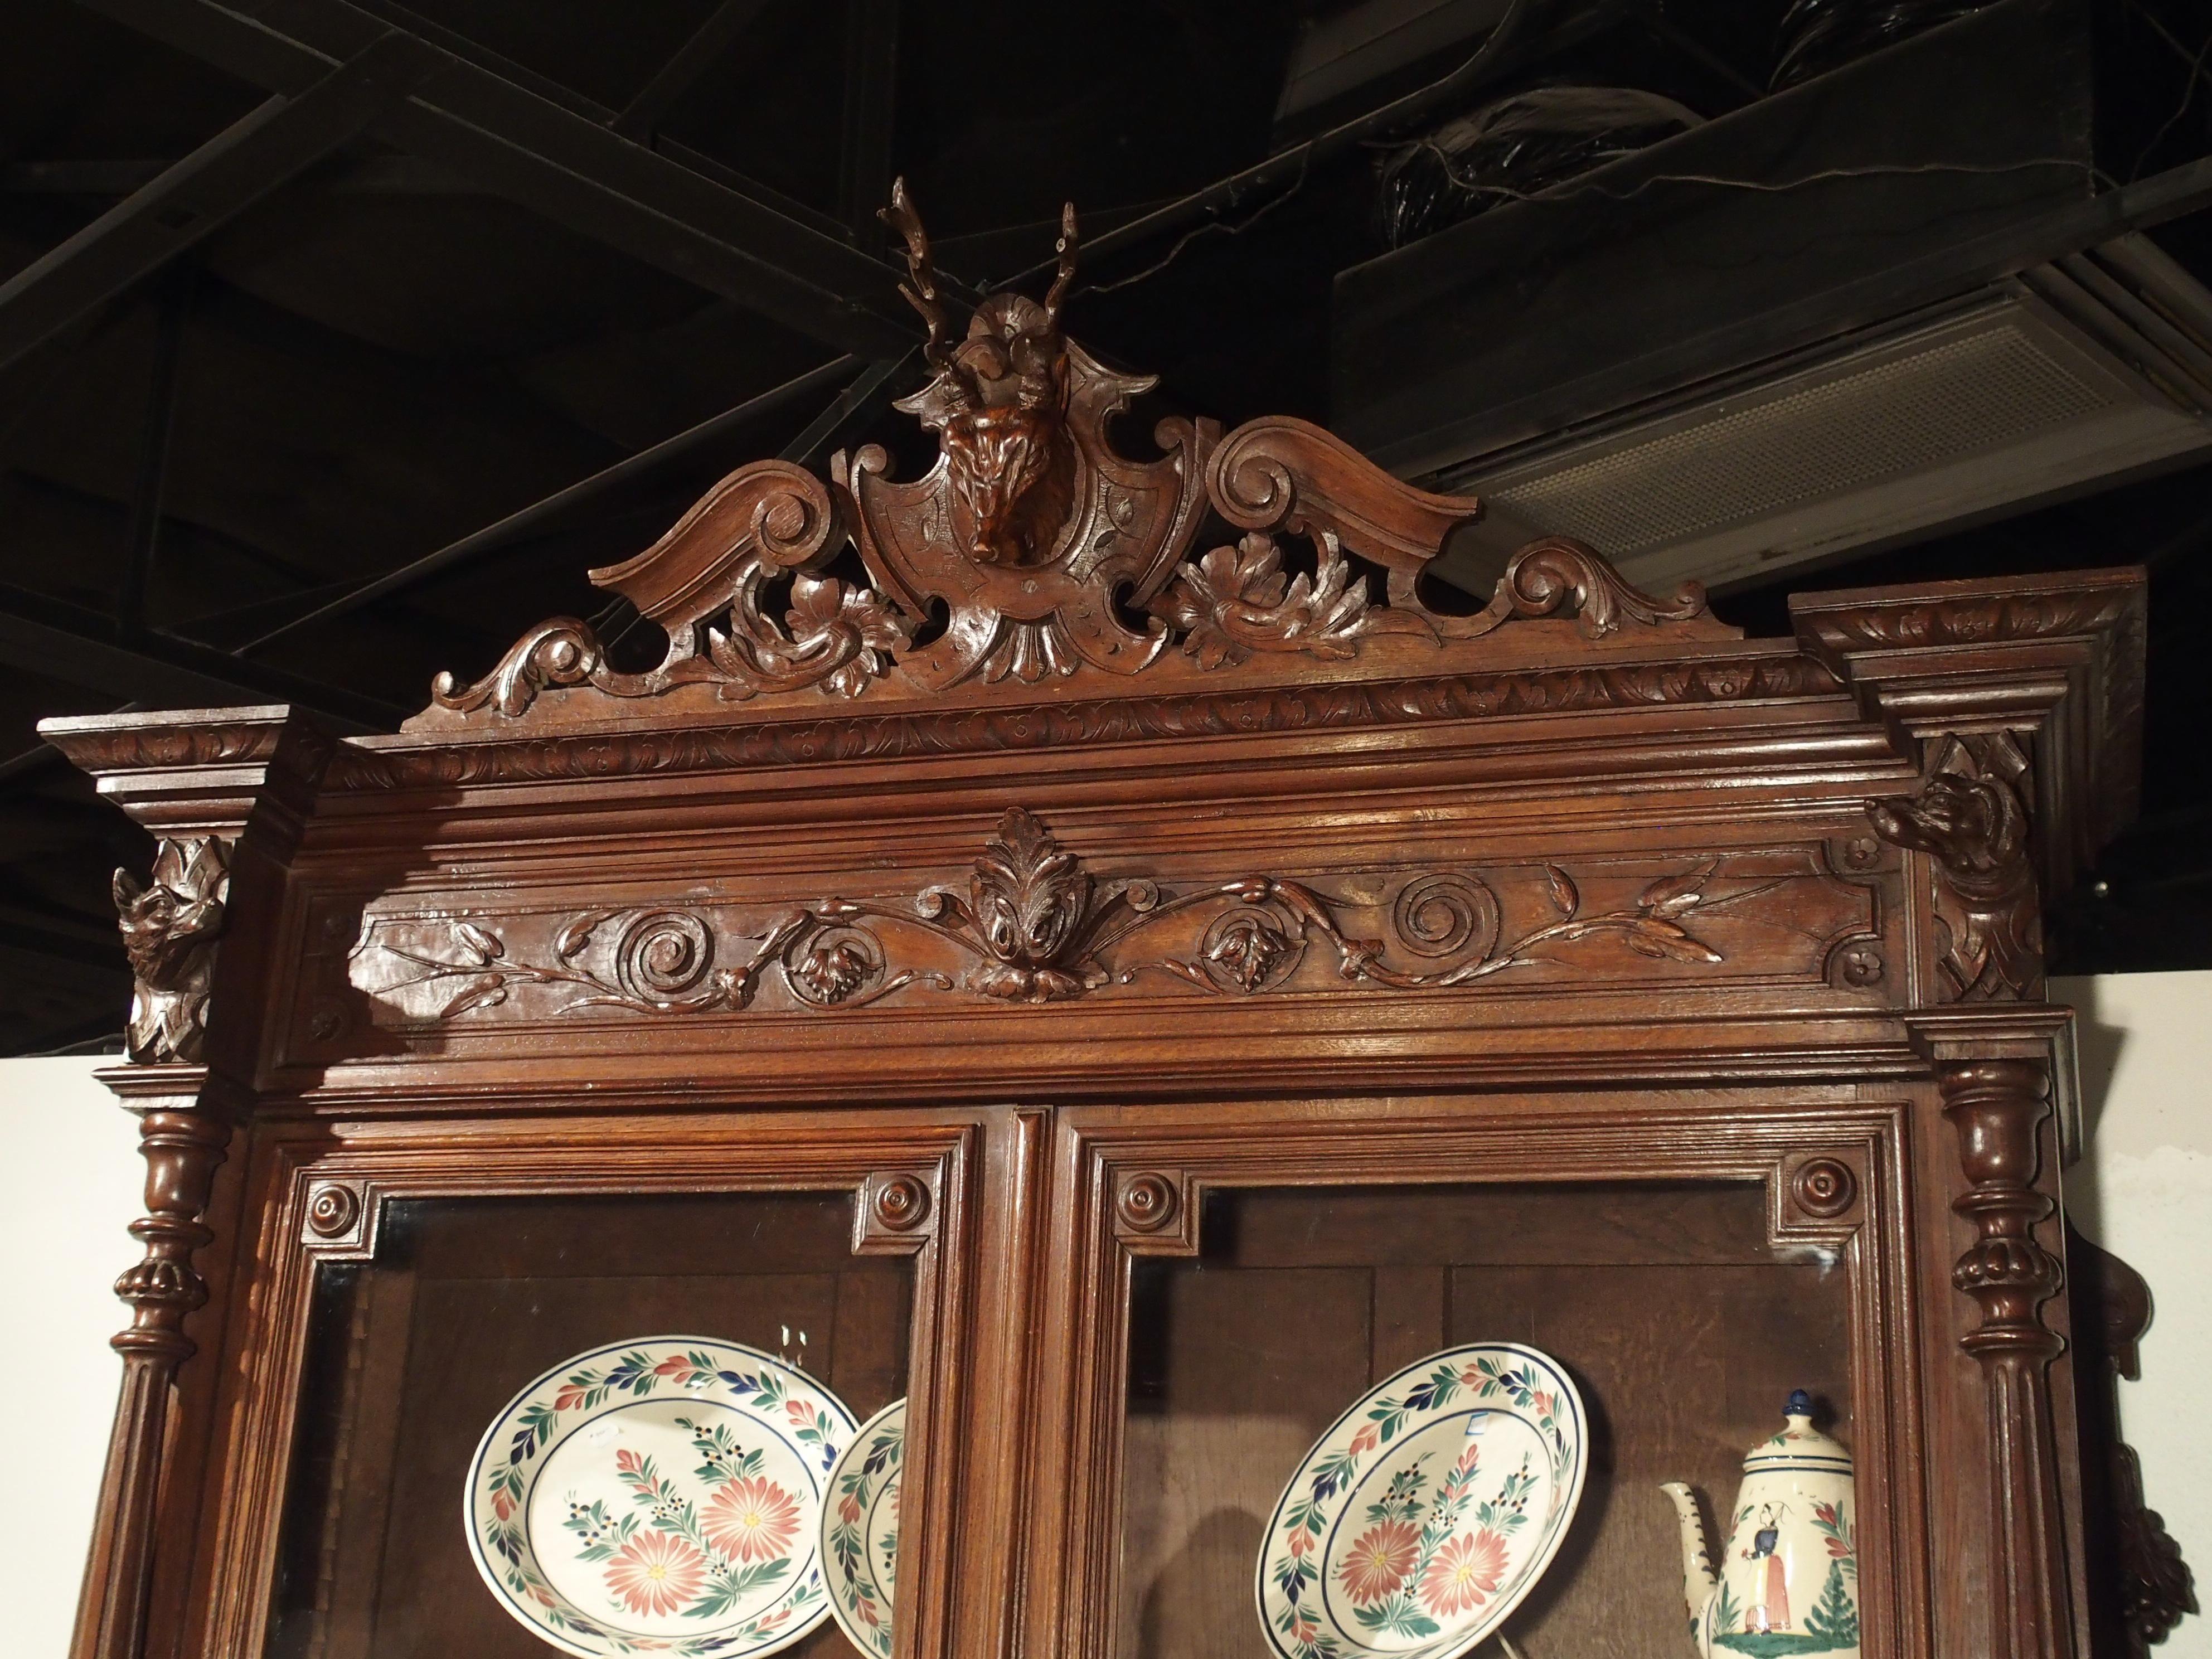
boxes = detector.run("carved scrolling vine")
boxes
[424,184,1736,725]
[346,809,1879,1028]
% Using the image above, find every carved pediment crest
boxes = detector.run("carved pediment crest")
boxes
[423,181,1737,730]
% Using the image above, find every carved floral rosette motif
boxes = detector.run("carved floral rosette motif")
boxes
[341,810,1881,1033]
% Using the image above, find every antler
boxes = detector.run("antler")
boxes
[881,176,959,372]
[1043,200,1079,326]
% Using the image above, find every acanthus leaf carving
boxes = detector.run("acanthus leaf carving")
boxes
[1156,531,1436,668]
[1866,732,2041,1000]
[112,837,230,1064]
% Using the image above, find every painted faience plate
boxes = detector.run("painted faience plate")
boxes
[465,1336,858,1659]
[821,1398,905,1658]
[1257,1344,1588,1659]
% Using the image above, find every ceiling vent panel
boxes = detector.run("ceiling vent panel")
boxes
[1430,249,2212,595]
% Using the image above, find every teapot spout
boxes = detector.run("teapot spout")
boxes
[1660,1482,1718,1643]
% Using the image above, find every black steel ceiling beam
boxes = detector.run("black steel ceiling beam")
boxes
[836,0,899,244]
[0,581,402,726]
[117,270,191,638]
[614,0,776,139]
[239,353,867,653]
[70,0,950,355]
[0,30,436,372]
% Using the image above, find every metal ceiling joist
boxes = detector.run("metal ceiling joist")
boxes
[240,353,867,651]
[837,0,899,242]
[0,581,402,726]
[613,0,776,138]
[70,0,942,356]
[0,30,435,372]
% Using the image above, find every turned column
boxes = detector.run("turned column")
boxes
[1939,1055,2075,1659]
[71,1069,234,1659]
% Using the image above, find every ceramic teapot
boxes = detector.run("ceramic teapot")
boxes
[1660,1391,1858,1656]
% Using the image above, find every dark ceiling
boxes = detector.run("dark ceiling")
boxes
[3,0,2209,1054]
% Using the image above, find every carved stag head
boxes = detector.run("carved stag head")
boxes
[111,837,230,1062]
[882,178,1078,567]
[967,807,1092,1000]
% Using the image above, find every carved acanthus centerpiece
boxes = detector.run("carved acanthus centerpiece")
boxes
[419,183,1738,729]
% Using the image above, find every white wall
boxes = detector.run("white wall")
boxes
[0,1056,143,1626]
[1,977,2205,1651]
[2055,970,2212,1655]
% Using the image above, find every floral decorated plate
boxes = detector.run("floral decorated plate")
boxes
[821,1398,904,1657]
[465,1336,858,1659]
[1257,1344,1587,1659]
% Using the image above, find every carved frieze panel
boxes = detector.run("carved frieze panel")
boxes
[326,811,1883,1044]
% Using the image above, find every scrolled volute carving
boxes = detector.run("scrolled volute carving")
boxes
[1867,733,2041,1000]
[112,837,230,1064]
[433,462,908,717]
[1466,537,1720,641]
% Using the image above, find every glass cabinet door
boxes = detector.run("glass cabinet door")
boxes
[1116,1181,1854,1659]
[266,1190,914,1659]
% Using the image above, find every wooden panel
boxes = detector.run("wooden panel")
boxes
[1120,1266,1371,1659]
[1221,1182,1786,1268]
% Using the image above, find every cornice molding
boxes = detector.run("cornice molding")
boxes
[331,649,1842,790]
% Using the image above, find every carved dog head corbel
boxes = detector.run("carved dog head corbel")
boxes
[1867,736,2040,1000]
[112,837,230,1062]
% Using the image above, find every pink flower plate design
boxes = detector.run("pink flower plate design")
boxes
[1257,1343,1588,1659]
[821,1398,904,1659]
[465,1336,858,1658]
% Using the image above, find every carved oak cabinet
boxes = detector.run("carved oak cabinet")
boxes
[46,225,2161,1659]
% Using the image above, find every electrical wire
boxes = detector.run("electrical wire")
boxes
[994,0,1542,298]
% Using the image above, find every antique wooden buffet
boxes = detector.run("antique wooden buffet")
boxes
[46,197,2187,1659]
